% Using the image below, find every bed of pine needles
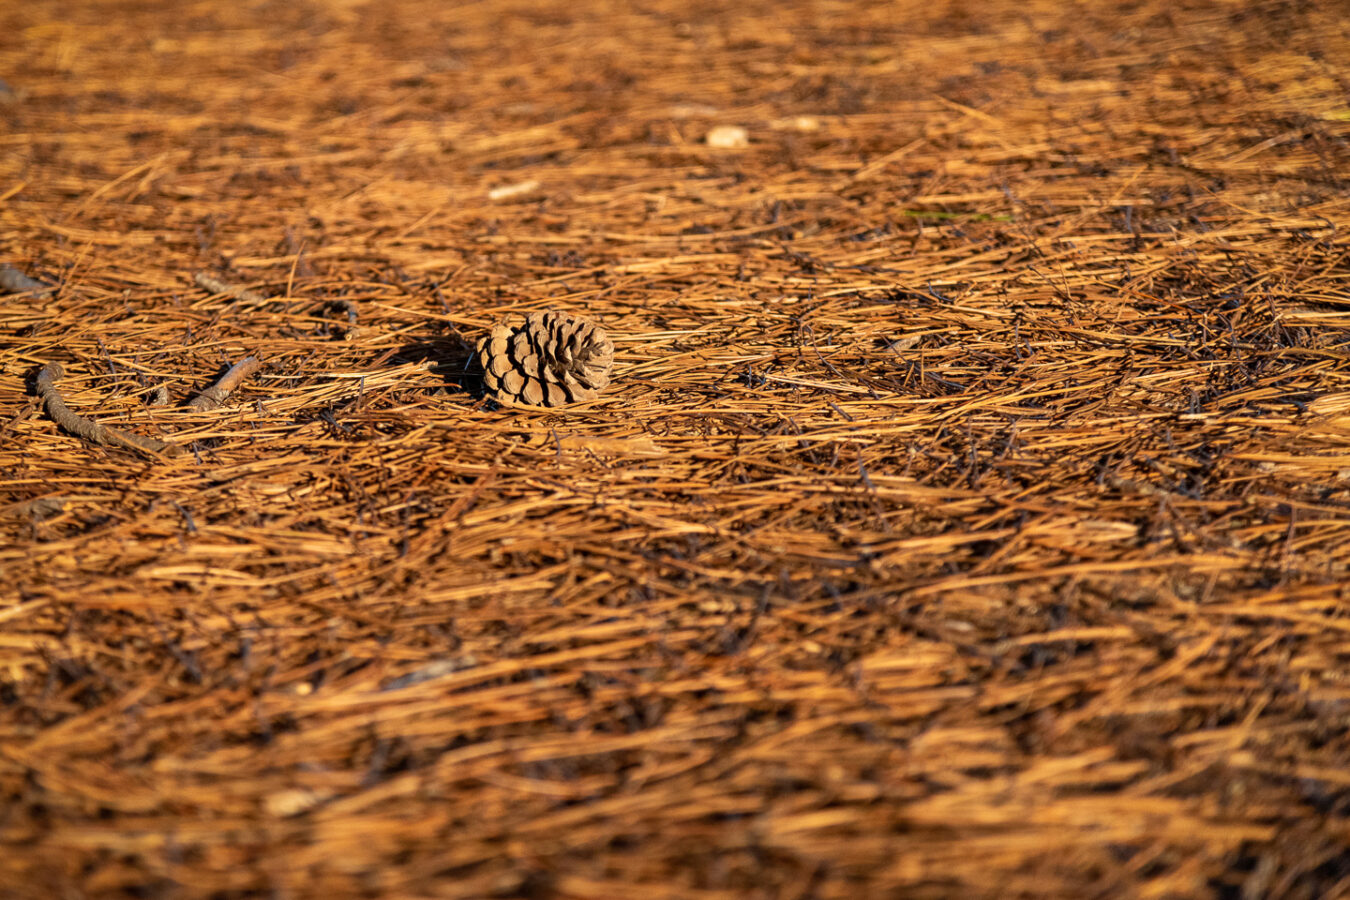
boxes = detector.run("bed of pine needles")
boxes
[3,0,1350,897]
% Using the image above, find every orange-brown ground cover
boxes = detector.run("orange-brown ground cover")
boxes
[3,0,1350,896]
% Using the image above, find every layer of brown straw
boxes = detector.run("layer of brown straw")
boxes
[3,0,1350,897]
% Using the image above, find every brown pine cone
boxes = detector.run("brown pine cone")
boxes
[476,311,614,407]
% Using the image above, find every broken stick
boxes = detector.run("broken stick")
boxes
[0,264,52,297]
[188,357,262,411]
[35,363,179,458]
[193,272,270,304]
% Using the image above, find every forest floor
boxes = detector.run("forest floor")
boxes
[3,0,1350,897]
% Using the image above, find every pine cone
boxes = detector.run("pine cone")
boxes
[476,311,614,407]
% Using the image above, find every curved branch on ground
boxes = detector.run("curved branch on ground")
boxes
[35,363,179,458]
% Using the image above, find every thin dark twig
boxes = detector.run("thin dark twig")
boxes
[193,272,270,304]
[34,363,179,458]
[0,264,52,297]
[188,357,263,411]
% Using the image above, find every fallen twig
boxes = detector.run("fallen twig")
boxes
[487,179,540,202]
[2,496,69,519]
[0,264,52,297]
[193,272,270,304]
[188,357,262,411]
[34,363,179,458]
